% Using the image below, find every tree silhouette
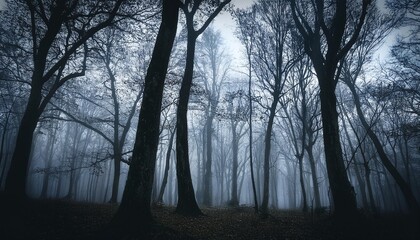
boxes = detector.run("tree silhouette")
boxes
[290,0,372,219]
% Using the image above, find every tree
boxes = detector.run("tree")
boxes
[175,0,231,216]
[3,0,126,200]
[280,55,315,212]
[343,71,420,220]
[339,4,420,218]
[291,0,372,219]
[195,27,230,206]
[224,89,248,206]
[110,0,180,234]
[242,0,297,217]
[90,27,149,203]
[0,84,23,187]
[39,118,59,198]
[385,0,420,120]
[233,6,259,213]
[156,121,176,204]
[52,24,153,203]
[0,8,30,185]
[298,66,323,211]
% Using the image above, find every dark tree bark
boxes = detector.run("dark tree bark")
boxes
[248,56,259,214]
[0,109,11,179]
[260,97,279,217]
[317,69,357,218]
[4,0,124,201]
[302,91,322,210]
[230,114,239,206]
[175,29,203,216]
[157,126,176,203]
[340,110,369,209]
[298,156,308,212]
[291,0,372,219]
[343,75,420,221]
[175,0,231,216]
[111,0,180,232]
[305,139,321,209]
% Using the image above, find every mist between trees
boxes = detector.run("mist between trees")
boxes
[0,0,419,227]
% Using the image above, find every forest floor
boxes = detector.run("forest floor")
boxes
[0,197,419,240]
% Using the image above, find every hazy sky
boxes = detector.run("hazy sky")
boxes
[0,0,5,10]
[213,0,255,74]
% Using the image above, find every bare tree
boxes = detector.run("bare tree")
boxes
[51,24,153,203]
[291,0,372,219]
[280,55,314,212]
[233,6,259,213]
[195,26,230,206]
[340,5,420,217]
[241,0,297,217]
[175,0,231,216]
[110,0,180,234]
[224,90,248,206]
[3,0,126,201]
[156,118,176,204]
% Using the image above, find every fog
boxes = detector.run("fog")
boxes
[0,0,419,239]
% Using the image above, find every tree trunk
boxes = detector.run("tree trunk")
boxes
[340,113,369,209]
[4,1,73,200]
[4,82,42,199]
[109,64,121,204]
[245,26,259,214]
[230,121,239,206]
[399,138,412,188]
[0,111,10,177]
[109,151,121,203]
[317,71,357,219]
[56,124,71,199]
[290,0,372,219]
[157,127,176,203]
[40,126,57,199]
[345,79,420,221]
[175,26,202,216]
[270,167,279,209]
[298,155,308,212]
[198,124,207,203]
[111,0,180,233]
[361,151,377,214]
[65,125,84,200]
[261,97,278,217]
[103,160,112,202]
[203,116,214,206]
[168,156,174,205]
[305,142,321,209]
[194,131,202,203]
